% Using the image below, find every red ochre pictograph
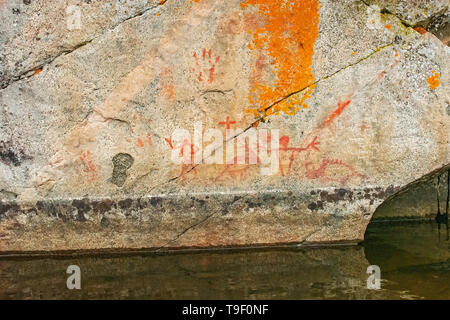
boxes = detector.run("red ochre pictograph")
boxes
[193,48,220,83]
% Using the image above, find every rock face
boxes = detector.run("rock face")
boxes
[373,171,449,220]
[365,0,448,27]
[0,0,449,253]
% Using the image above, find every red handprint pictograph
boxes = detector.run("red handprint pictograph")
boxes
[193,48,220,83]
[79,150,98,181]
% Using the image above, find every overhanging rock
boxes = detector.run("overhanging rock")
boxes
[0,0,449,253]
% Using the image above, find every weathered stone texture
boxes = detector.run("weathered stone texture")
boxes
[0,0,449,253]
[0,0,165,89]
[365,0,448,26]
[374,171,449,220]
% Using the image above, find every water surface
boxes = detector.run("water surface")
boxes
[0,221,448,299]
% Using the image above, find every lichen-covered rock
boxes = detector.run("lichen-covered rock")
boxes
[0,0,449,253]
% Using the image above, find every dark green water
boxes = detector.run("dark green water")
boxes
[0,221,448,300]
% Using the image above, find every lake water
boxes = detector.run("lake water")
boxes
[0,220,448,300]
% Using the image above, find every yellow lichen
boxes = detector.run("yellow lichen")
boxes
[242,0,320,119]
[427,72,440,90]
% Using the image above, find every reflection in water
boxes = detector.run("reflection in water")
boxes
[435,170,449,241]
[0,222,448,299]
[363,221,449,300]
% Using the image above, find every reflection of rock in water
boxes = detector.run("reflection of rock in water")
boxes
[0,223,447,299]
[364,221,450,300]
[0,247,389,300]
[435,170,449,241]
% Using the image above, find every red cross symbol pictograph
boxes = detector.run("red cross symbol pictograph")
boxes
[218,116,236,129]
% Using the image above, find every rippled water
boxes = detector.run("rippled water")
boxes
[0,221,448,299]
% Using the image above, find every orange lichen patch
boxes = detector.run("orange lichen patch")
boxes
[385,24,391,30]
[33,68,43,76]
[242,0,320,119]
[0,0,6,7]
[414,26,427,35]
[427,72,440,90]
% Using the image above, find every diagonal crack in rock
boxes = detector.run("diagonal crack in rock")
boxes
[0,0,170,91]
[148,42,395,191]
[156,213,215,251]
